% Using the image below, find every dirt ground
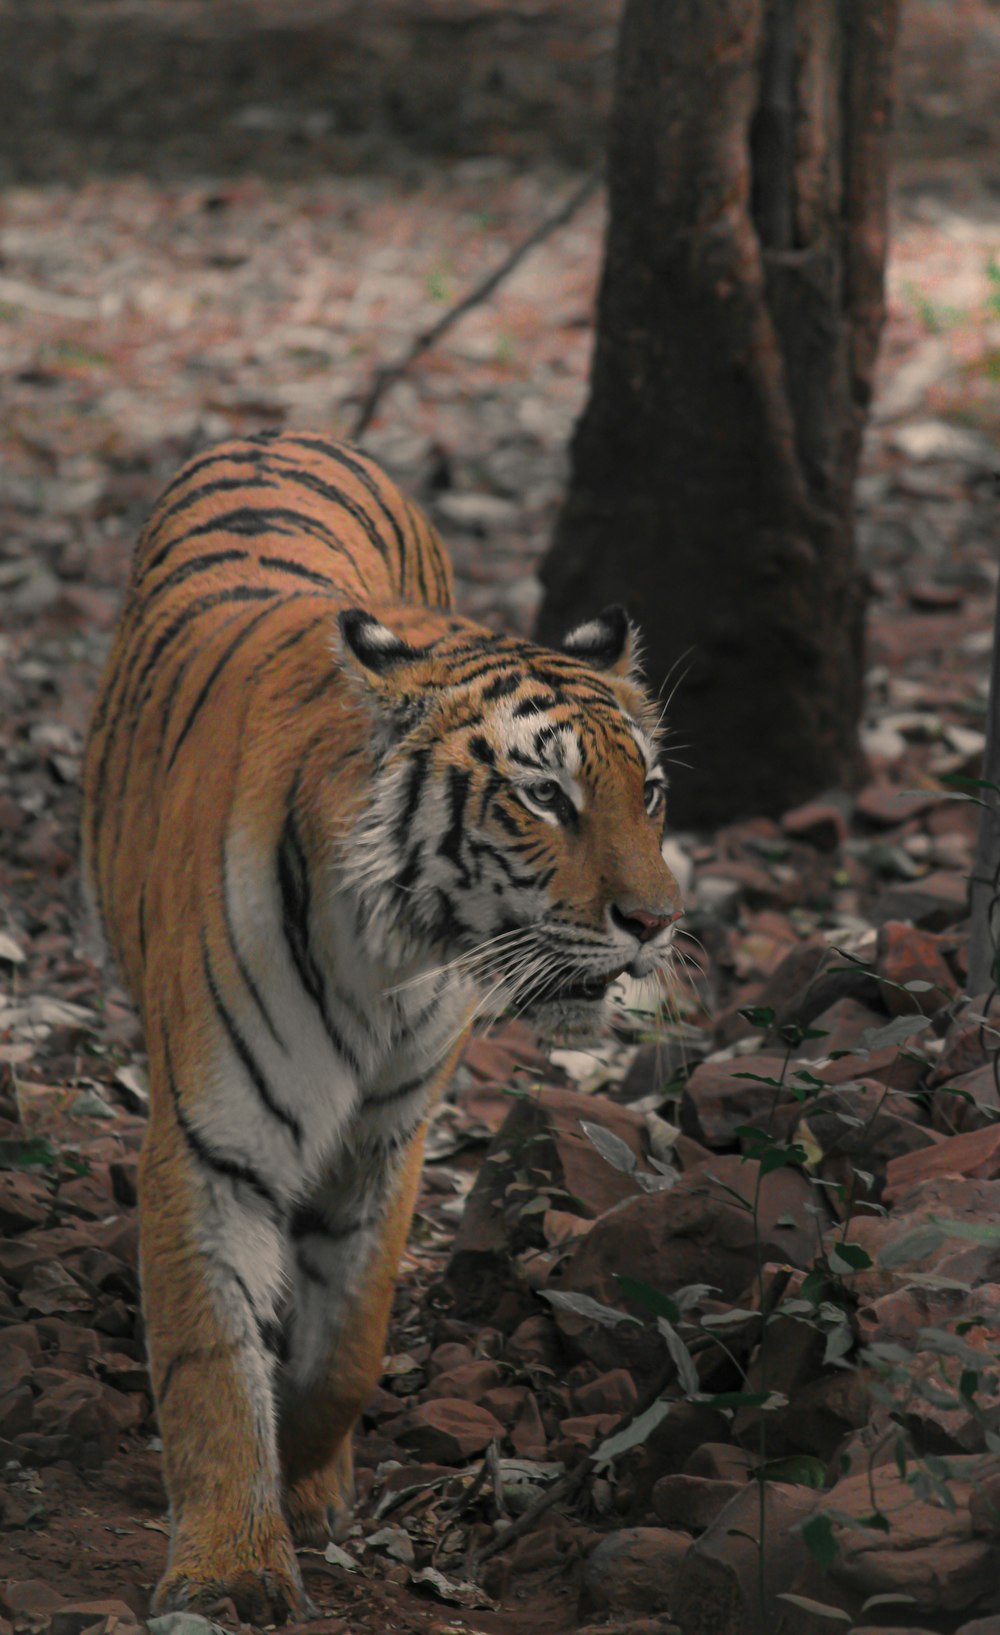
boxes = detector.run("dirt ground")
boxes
[1,3,1000,1633]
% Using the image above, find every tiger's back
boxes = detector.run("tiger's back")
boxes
[83,430,453,1005]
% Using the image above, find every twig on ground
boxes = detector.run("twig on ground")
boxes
[349,172,602,440]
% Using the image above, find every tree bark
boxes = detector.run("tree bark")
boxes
[536,0,899,828]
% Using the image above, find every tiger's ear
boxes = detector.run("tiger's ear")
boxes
[561,604,639,679]
[338,609,423,678]
[337,609,433,741]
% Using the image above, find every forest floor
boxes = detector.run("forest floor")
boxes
[2,3,1000,1634]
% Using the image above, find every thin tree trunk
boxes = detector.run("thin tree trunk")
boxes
[536,0,899,828]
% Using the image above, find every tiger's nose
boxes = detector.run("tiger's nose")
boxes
[611,904,684,944]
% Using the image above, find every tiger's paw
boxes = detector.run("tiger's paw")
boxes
[284,1464,354,1549]
[153,1537,306,1626]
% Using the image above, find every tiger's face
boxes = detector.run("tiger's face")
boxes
[339,604,683,1039]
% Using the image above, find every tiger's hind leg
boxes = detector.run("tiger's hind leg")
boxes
[278,1124,429,1546]
[140,1053,305,1624]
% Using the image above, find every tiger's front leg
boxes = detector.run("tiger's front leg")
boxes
[140,1100,304,1624]
[279,1122,430,1547]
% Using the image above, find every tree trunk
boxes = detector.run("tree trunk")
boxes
[536,0,899,828]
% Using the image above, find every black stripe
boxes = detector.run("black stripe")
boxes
[276,802,363,1077]
[166,597,295,774]
[258,554,339,589]
[438,766,472,884]
[283,435,408,573]
[265,457,391,564]
[183,505,350,555]
[395,749,430,846]
[364,1069,435,1108]
[290,1205,366,1242]
[162,1028,282,1213]
[135,548,251,610]
[201,929,304,1146]
[143,476,281,563]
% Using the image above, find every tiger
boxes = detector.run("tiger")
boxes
[81,429,683,1623]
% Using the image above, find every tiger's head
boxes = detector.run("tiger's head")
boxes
[338,603,683,1040]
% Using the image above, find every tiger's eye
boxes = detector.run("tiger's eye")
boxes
[644,779,665,816]
[531,780,562,806]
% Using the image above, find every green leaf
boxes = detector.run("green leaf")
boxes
[540,1291,642,1328]
[856,1015,933,1053]
[827,1242,873,1275]
[776,1594,850,1622]
[755,1454,827,1488]
[613,1275,680,1325]
[579,1120,637,1175]
[779,1023,829,1046]
[733,1072,784,1087]
[738,1005,775,1028]
[591,1398,672,1466]
[0,1137,58,1171]
[799,1269,828,1303]
[702,1389,776,1410]
[801,1512,839,1572]
[759,1142,807,1175]
[704,1173,754,1213]
[657,1316,700,1396]
[960,1368,980,1401]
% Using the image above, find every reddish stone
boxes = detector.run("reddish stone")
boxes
[683,1444,755,1483]
[0,1172,52,1234]
[780,799,848,851]
[427,1341,474,1377]
[652,1474,744,1532]
[381,1398,503,1463]
[877,920,959,1016]
[680,1053,795,1147]
[508,1390,548,1459]
[580,1527,691,1617]
[505,1314,562,1369]
[421,1360,502,1404]
[50,1603,141,1635]
[855,783,943,827]
[555,1413,618,1459]
[877,871,970,932]
[573,1369,638,1418]
[885,1126,1000,1201]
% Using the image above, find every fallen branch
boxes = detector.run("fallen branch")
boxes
[349,171,602,440]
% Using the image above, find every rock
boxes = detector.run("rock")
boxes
[51,1604,142,1635]
[884,1126,1000,1201]
[876,921,958,1016]
[32,1377,143,1465]
[507,1391,548,1459]
[816,1457,997,1622]
[504,1314,562,1370]
[789,1082,937,1211]
[874,872,970,932]
[0,1583,66,1617]
[577,1621,681,1635]
[780,801,848,852]
[550,1157,819,1377]
[573,1369,638,1418]
[652,1475,745,1533]
[0,1172,52,1234]
[855,783,943,827]
[679,1054,794,1148]
[427,1341,474,1377]
[683,1444,754,1483]
[969,1468,1000,1537]
[421,1360,502,1404]
[931,997,1000,1086]
[580,1527,691,1617]
[957,1620,1000,1635]
[671,1481,817,1635]
[446,1086,650,1316]
[931,1066,1000,1135]
[380,1398,503,1463]
[779,1370,869,1459]
[554,1413,619,1462]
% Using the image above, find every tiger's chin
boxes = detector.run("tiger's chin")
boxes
[528,995,610,1044]
[518,973,619,1044]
